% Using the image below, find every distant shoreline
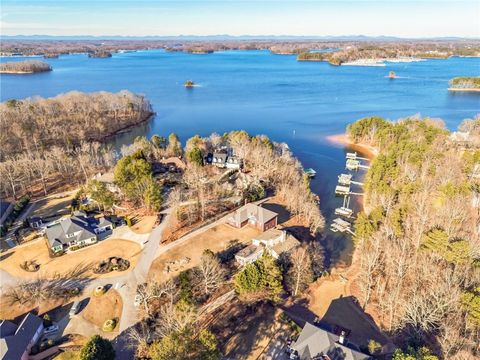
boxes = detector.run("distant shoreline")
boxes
[326,133,378,158]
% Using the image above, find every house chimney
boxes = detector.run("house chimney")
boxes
[338,331,346,345]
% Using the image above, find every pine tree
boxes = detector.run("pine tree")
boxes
[79,335,115,360]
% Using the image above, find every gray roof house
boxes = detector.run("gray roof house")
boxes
[0,313,44,360]
[291,322,371,360]
[227,203,278,232]
[46,211,113,253]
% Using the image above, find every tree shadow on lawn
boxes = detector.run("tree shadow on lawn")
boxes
[213,301,278,359]
[0,251,14,261]
[319,296,390,349]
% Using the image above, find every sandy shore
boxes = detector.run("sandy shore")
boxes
[448,88,480,93]
[326,133,378,158]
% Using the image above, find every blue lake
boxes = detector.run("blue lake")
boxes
[2,50,479,265]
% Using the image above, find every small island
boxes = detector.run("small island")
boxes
[448,77,480,92]
[88,50,113,58]
[0,60,52,74]
[184,80,195,88]
[43,53,59,59]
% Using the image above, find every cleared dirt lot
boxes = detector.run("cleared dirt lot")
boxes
[130,215,157,234]
[149,224,261,282]
[0,296,67,320]
[306,275,350,318]
[30,190,77,221]
[0,238,141,280]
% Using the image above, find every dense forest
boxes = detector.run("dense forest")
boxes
[0,60,52,73]
[449,77,480,89]
[0,90,153,160]
[347,116,480,359]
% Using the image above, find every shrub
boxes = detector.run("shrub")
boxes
[102,319,117,332]
[43,314,52,327]
[93,286,106,297]
[368,339,382,355]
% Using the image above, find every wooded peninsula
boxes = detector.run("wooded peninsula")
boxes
[0,60,52,74]
[0,90,153,160]
[346,116,480,359]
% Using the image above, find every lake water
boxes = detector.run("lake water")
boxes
[1,50,479,265]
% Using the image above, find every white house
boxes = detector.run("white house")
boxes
[235,229,300,265]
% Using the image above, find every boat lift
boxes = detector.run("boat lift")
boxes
[335,196,353,218]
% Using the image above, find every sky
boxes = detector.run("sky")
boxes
[1,0,479,38]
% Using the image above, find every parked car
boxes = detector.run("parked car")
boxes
[69,300,81,315]
[44,324,59,335]
[134,294,142,307]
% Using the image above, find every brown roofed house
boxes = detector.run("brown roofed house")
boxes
[227,203,278,232]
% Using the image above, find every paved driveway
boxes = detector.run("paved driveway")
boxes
[110,226,150,246]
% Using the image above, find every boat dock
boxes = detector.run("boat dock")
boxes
[335,184,351,196]
[329,152,371,234]
[335,196,353,218]
[346,152,370,161]
[304,168,317,178]
[330,217,354,234]
[346,159,370,170]
[338,173,363,186]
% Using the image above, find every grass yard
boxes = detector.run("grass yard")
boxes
[0,238,141,280]
[149,223,261,282]
[82,289,122,332]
